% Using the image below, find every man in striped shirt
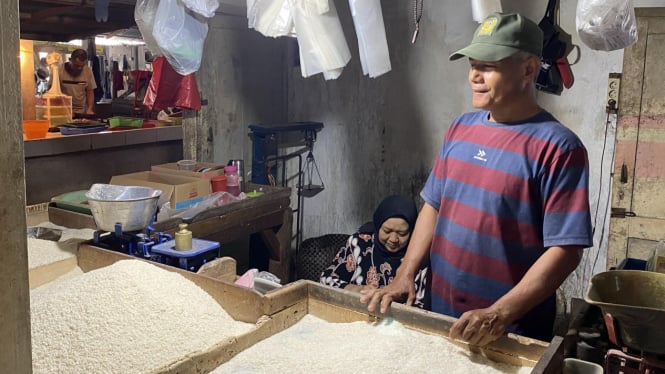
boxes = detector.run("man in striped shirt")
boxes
[362,12,593,345]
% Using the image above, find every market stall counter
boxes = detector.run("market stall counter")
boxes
[24,123,183,205]
[48,183,293,282]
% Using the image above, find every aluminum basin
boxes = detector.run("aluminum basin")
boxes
[584,270,665,355]
[86,184,162,232]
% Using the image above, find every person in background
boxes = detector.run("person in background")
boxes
[361,12,593,345]
[60,48,97,116]
[321,195,429,309]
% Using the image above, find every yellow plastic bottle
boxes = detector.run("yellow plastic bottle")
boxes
[174,223,192,251]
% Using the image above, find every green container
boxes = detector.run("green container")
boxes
[108,116,144,128]
[50,190,91,215]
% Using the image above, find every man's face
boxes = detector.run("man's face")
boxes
[467,57,527,111]
[67,57,86,77]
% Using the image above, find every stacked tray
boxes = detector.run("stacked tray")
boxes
[59,121,108,135]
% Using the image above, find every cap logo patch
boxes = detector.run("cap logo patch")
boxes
[478,17,497,36]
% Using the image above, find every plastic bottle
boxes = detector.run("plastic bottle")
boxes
[174,223,192,251]
[224,165,241,196]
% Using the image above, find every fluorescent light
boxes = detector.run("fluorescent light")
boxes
[67,37,145,47]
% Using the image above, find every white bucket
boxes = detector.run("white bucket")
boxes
[563,358,603,374]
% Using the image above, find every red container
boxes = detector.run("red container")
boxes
[211,175,227,193]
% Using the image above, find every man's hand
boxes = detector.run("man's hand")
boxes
[449,306,511,347]
[85,108,95,115]
[359,274,414,314]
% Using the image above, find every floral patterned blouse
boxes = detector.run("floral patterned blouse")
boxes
[320,232,429,309]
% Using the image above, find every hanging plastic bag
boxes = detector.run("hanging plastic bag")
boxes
[181,0,219,18]
[576,0,638,51]
[348,0,391,78]
[248,0,295,37]
[290,0,351,80]
[143,56,202,111]
[135,0,162,56]
[152,0,209,75]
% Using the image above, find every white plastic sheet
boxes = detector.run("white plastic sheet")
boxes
[349,0,391,78]
[247,0,355,80]
[290,0,351,80]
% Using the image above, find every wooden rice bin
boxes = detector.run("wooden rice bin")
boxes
[30,244,562,373]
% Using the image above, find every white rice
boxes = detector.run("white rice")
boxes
[211,315,532,374]
[30,259,254,374]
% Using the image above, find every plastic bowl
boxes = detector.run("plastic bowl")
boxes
[177,159,197,171]
[23,120,50,139]
[85,184,162,232]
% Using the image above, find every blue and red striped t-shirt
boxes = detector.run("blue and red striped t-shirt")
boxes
[420,110,593,340]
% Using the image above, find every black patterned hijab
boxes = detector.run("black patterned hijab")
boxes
[372,195,418,233]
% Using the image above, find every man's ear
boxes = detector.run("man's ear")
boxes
[524,56,540,81]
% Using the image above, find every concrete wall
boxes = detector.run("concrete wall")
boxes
[194,15,289,165]
[285,0,628,298]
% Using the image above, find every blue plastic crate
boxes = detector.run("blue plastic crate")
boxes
[150,238,220,272]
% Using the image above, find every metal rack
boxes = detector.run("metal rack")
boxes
[248,122,324,253]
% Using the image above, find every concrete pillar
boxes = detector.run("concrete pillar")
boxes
[1,0,33,372]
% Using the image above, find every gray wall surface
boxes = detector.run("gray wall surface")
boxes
[284,0,625,299]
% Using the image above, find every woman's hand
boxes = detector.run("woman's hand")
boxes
[343,284,377,293]
[359,274,415,314]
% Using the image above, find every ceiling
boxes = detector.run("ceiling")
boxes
[19,0,246,43]
[19,0,139,42]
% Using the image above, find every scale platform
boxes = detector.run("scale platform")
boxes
[151,238,221,272]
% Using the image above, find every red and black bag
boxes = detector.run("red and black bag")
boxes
[537,0,575,95]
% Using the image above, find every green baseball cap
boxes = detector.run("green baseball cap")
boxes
[449,12,543,61]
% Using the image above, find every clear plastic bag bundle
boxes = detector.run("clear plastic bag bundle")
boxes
[181,0,219,18]
[576,0,638,51]
[134,0,162,56]
[152,0,209,75]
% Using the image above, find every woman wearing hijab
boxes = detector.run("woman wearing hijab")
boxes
[320,195,429,309]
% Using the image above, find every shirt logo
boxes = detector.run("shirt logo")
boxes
[474,149,487,162]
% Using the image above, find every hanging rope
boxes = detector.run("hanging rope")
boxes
[412,0,424,44]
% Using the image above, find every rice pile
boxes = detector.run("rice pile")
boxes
[31,260,255,373]
[27,223,96,269]
[211,315,532,374]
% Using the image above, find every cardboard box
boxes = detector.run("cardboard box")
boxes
[151,161,225,180]
[110,171,211,209]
